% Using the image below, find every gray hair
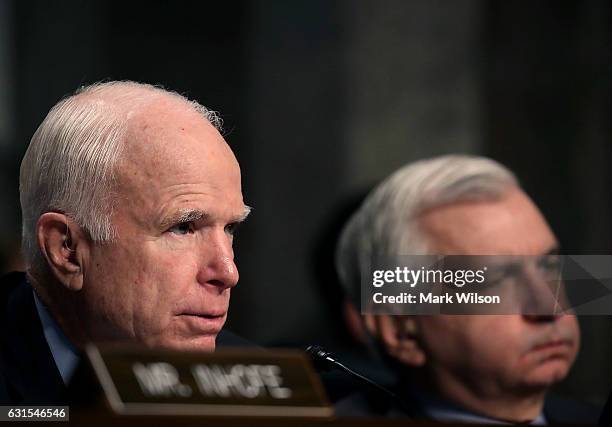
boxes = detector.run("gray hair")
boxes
[335,155,518,304]
[20,80,222,274]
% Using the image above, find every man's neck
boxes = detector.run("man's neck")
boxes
[31,285,80,384]
[426,369,547,423]
[27,271,88,350]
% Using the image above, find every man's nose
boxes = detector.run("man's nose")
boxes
[197,228,239,289]
[519,263,562,316]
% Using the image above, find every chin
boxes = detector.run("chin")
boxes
[521,359,572,388]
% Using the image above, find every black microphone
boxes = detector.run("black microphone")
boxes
[305,345,416,417]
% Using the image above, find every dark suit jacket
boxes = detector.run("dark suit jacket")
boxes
[598,392,612,425]
[334,384,600,424]
[0,271,253,405]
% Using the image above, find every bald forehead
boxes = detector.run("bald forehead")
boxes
[114,96,238,192]
[418,187,557,255]
[124,97,226,159]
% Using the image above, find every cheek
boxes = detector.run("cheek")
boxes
[86,244,136,304]
[86,242,178,323]
[86,235,205,341]
[427,316,525,372]
[144,244,201,291]
[565,317,581,348]
[553,316,580,364]
[473,317,528,365]
[130,246,202,326]
[420,317,481,366]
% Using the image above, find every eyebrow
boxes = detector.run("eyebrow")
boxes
[159,209,206,230]
[240,205,253,222]
[160,205,252,230]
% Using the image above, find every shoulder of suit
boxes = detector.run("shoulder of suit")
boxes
[0,272,27,310]
[544,394,601,425]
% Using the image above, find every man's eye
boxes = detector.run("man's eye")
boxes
[167,222,194,235]
[537,255,562,276]
[225,222,240,236]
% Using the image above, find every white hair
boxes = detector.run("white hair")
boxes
[335,155,518,304]
[20,80,223,274]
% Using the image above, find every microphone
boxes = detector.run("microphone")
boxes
[305,345,416,417]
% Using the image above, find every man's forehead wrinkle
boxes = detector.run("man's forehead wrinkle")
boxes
[157,185,246,210]
[120,154,242,201]
[155,179,241,199]
[153,182,246,220]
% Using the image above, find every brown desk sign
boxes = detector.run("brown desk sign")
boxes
[84,345,333,418]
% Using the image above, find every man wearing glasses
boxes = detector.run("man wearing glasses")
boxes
[335,155,595,424]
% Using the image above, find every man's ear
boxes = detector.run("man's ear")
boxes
[364,314,427,367]
[37,212,88,292]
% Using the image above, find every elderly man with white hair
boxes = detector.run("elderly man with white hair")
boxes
[334,155,596,424]
[0,81,251,404]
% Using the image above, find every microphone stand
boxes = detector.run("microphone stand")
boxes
[306,345,417,417]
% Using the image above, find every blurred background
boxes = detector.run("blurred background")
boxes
[1,0,611,407]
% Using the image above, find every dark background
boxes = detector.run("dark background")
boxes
[1,0,611,406]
